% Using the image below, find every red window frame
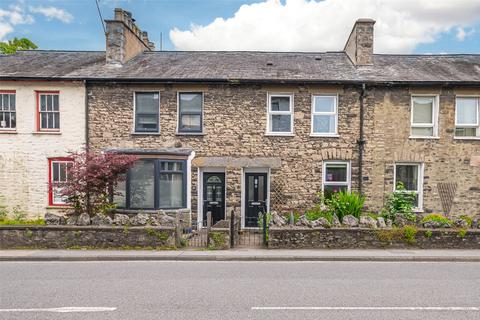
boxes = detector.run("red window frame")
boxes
[0,90,16,132]
[36,91,60,132]
[48,157,73,206]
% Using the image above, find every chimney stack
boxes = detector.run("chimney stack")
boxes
[344,19,375,66]
[105,8,155,65]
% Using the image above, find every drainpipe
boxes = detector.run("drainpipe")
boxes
[357,83,366,195]
[84,80,89,152]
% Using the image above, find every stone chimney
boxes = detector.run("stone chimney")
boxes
[344,19,375,66]
[105,8,155,65]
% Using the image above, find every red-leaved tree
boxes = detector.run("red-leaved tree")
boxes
[61,151,138,216]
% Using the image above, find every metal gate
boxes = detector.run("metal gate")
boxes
[229,208,268,248]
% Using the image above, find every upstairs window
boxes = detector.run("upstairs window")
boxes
[311,95,337,135]
[394,163,423,210]
[49,158,73,206]
[38,92,60,131]
[0,91,16,130]
[178,92,203,133]
[134,92,160,133]
[455,97,479,138]
[267,94,293,135]
[322,161,350,199]
[411,96,438,138]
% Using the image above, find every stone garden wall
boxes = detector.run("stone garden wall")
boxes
[0,225,175,249]
[268,227,480,249]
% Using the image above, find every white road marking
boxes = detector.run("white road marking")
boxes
[0,307,116,313]
[252,306,480,311]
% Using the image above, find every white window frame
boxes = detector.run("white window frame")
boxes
[50,160,73,205]
[393,162,424,212]
[311,94,338,136]
[322,161,351,194]
[454,96,480,139]
[266,93,294,136]
[176,91,204,135]
[410,95,439,139]
[132,91,161,134]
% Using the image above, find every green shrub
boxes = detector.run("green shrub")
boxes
[305,207,333,223]
[459,215,473,227]
[0,195,7,221]
[283,212,300,224]
[421,213,452,226]
[403,226,417,245]
[325,191,365,222]
[424,230,433,238]
[383,182,416,222]
[0,218,45,225]
[458,229,467,238]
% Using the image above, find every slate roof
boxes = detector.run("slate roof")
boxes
[1,50,480,84]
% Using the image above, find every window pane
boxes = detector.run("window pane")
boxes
[455,127,477,137]
[395,165,418,191]
[2,95,9,110]
[136,114,158,131]
[46,95,53,111]
[59,163,67,182]
[53,186,67,204]
[136,92,159,114]
[159,172,183,208]
[324,185,348,199]
[10,112,16,128]
[1,113,9,128]
[53,95,59,111]
[40,95,46,111]
[41,112,48,129]
[313,115,335,133]
[456,98,477,125]
[411,127,433,136]
[52,162,59,182]
[9,94,15,110]
[113,178,126,208]
[314,96,335,113]
[47,113,55,129]
[412,98,433,124]
[270,96,290,111]
[179,114,201,131]
[129,160,155,208]
[325,164,347,182]
[271,114,291,132]
[179,93,202,112]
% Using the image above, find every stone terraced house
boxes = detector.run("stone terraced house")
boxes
[0,8,479,226]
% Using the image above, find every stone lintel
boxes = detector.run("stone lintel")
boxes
[192,157,282,169]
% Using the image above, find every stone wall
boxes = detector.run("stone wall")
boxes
[0,225,175,249]
[269,227,480,249]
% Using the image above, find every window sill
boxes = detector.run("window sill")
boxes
[453,136,480,140]
[0,130,17,134]
[33,131,61,135]
[408,136,439,140]
[175,132,205,136]
[131,132,161,136]
[265,133,295,137]
[310,134,340,138]
[46,205,72,209]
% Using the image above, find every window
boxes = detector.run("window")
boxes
[411,96,438,137]
[0,91,16,130]
[455,97,480,138]
[394,163,423,210]
[114,159,187,210]
[37,92,60,131]
[311,95,337,135]
[178,92,203,133]
[267,94,293,134]
[49,158,73,206]
[134,92,160,133]
[322,161,350,199]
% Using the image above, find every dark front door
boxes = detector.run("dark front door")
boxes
[245,173,268,228]
[203,173,225,226]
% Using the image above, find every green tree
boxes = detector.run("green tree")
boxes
[0,37,38,54]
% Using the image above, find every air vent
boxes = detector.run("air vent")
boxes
[315,57,322,61]
[266,62,273,66]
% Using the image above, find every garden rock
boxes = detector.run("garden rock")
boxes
[423,220,451,229]
[332,214,341,227]
[312,217,331,228]
[113,214,130,226]
[342,215,359,228]
[44,213,65,225]
[76,213,91,226]
[130,213,150,226]
[66,215,78,225]
[394,214,413,227]
[150,213,175,226]
[359,216,377,229]
[271,211,286,227]
[454,218,469,228]
[91,214,113,226]
[377,217,387,228]
[296,216,313,228]
[386,219,393,228]
[212,220,230,228]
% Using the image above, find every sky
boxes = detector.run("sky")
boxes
[0,0,480,54]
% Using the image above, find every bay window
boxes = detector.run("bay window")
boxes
[455,97,479,138]
[267,94,293,135]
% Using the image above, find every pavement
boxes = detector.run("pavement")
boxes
[2,248,480,261]
[1,260,480,320]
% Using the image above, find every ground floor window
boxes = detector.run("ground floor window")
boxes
[322,161,350,199]
[114,159,187,210]
[394,163,423,210]
[49,158,73,206]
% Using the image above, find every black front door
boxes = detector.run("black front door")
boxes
[203,173,225,226]
[245,173,268,228]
